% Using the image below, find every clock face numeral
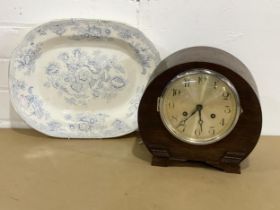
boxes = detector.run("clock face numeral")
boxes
[209,127,216,135]
[177,124,185,132]
[213,81,218,89]
[172,89,181,96]
[168,101,175,109]
[171,116,178,121]
[195,128,202,136]
[220,118,225,126]
[198,76,202,84]
[224,106,231,113]
[159,70,239,145]
[198,75,207,84]
[222,92,230,100]
[184,78,191,87]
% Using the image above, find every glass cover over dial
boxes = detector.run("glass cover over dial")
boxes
[159,69,241,145]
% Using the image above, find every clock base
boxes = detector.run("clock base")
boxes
[151,156,241,174]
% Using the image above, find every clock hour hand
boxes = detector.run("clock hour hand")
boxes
[198,105,203,132]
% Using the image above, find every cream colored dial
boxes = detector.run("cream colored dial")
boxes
[159,69,241,145]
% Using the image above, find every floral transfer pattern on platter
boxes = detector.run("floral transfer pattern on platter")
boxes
[44,48,127,106]
[9,19,160,138]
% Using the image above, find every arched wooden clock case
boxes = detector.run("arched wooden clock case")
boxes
[138,47,262,174]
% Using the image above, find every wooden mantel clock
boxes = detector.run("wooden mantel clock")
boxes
[138,47,262,174]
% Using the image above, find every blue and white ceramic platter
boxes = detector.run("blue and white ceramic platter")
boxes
[9,19,160,138]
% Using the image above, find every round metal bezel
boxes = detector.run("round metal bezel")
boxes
[159,69,241,145]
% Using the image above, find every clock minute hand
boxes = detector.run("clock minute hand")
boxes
[177,106,198,128]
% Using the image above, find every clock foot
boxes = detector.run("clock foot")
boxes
[222,164,241,174]
[207,162,241,174]
[151,156,241,174]
[151,156,169,167]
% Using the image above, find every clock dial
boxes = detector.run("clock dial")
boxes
[159,69,240,145]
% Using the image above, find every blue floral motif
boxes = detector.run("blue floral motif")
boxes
[87,25,102,37]
[44,48,127,105]
[11,79,26,93]
[46,63,60,75]
[11,81,48,120]
[129,43,153,75]
[36,20,78,37]
[36,27,47,36]
[49,24,66,36]
[112,119,130,131]
[47,121,62,132]
[68,21,159,76]
[111,76,126,88]
[70,23,110,40]
[59,113,132,137]
[98,119,132,137]
[15,44,42,74]
[67,113,109,133]
[118,29,134,40]
[104,29,111,35]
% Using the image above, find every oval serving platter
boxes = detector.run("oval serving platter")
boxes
[9,19,160,138]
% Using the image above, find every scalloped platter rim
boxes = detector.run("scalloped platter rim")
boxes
[9,19,160,138]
